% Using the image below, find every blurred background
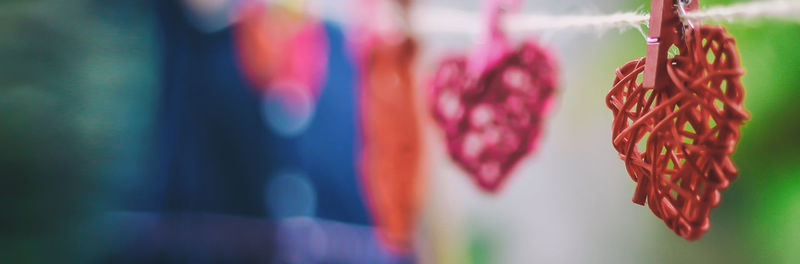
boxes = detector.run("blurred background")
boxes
[1,0,798,263]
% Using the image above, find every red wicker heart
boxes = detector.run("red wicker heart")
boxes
[431,41,557,192]
[606,25,748,240]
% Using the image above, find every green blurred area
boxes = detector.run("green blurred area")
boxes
[729,21,800,264]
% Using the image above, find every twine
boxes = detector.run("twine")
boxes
[411,0,800,36]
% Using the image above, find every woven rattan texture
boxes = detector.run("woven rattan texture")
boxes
[607,25,748,240]
[431,41,557,192]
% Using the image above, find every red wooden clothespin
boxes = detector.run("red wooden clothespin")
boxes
[632,0,698,205]
[643,0,698,90]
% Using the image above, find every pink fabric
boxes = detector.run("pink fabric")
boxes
[270,21,329,111]
[282,23,328,93]
[233,1,329,110]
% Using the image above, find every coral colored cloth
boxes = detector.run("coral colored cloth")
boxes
[360,36,424,252]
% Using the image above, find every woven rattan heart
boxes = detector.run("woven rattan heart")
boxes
[606,26,748,240]
[432,41,557,192]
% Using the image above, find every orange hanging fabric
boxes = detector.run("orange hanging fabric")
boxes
[358,0,425,253]
[607,0,748,240]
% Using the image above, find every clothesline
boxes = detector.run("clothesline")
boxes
[408,0,800,36]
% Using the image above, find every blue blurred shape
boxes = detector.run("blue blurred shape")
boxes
[267,170,317,218]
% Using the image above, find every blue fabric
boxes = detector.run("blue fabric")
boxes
[143,0,370,225]
[151,0,269,217]
[270,22,369,224]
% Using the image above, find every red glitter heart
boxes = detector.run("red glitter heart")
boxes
[607,26,748,240]
[431,41,557,192]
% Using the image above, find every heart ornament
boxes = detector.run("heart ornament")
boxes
[607,25,748,240]
[431,41,558,192]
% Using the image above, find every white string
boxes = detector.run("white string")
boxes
[506,11,649,34]
[411,0,800,36]
[686,0,800,21]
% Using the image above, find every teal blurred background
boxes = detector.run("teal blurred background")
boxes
[1,0,798,263]
[0,1,156,262]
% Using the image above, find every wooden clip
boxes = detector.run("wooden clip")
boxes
[643,0,698,90]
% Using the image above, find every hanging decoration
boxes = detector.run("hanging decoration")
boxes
[430,0,558,192]
[606,0,748,240]
[358,0,425,253]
